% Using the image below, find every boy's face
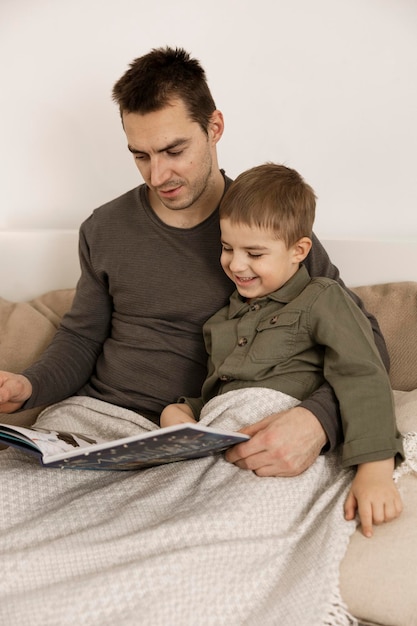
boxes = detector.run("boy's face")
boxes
[220,218,307,301]
[122,98,224,224]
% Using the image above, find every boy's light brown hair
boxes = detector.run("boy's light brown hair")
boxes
[219,163,316,248]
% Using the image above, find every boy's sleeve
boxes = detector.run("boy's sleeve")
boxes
[302,234,391,452]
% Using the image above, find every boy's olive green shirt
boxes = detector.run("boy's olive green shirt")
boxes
[184,266,403,468]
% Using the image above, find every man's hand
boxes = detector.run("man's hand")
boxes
[225,406,327,477]
[0,371,32,413]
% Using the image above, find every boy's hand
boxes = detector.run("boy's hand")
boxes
[160,403,197,428]
[344,458,403,538]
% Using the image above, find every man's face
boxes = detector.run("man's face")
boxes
[122,99,222,215]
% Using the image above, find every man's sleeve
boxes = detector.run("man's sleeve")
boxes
[21,220,112,409]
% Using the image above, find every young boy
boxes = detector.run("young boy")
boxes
[161,162,404,537]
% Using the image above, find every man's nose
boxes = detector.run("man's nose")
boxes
[150,157,171,188]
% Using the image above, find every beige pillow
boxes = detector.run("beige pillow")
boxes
[0,288,74,372]
[352,281,417,391]
[0,289,75,427]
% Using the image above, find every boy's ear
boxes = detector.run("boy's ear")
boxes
[293,237,312,262]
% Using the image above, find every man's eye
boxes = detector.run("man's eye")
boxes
[167,151,182,157]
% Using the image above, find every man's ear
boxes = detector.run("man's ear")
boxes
[208,110,225,145]
[293,237,312,262]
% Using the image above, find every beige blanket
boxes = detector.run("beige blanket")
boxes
[0,389,357,626]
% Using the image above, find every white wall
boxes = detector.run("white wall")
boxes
[1,1,416,252]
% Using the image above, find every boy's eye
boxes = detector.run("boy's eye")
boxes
[248,252,263,258]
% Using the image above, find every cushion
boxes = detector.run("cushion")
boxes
[0,289,75,427]
[0,288,75,372]
[352,281,417,391]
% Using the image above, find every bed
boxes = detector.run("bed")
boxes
[1,230,416,626]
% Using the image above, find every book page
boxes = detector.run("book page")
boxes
[0,424,104,457]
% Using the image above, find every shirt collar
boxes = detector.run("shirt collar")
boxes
[227,265,311,318]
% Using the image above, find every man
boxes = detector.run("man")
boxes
[0,47,388,476]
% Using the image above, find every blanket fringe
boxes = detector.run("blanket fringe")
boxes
[323,589,359,626]
[393,431,417,481]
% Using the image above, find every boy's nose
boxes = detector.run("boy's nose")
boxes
[229,254,247,273]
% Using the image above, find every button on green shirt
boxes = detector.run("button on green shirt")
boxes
[184,265,403,467]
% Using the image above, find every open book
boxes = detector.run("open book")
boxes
[0,422,249,471]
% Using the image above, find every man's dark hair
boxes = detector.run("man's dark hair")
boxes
[112,47,217,134]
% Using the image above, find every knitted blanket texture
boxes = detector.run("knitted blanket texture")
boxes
[1,389,357,626]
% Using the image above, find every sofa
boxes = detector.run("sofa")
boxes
[1,281,417,626]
